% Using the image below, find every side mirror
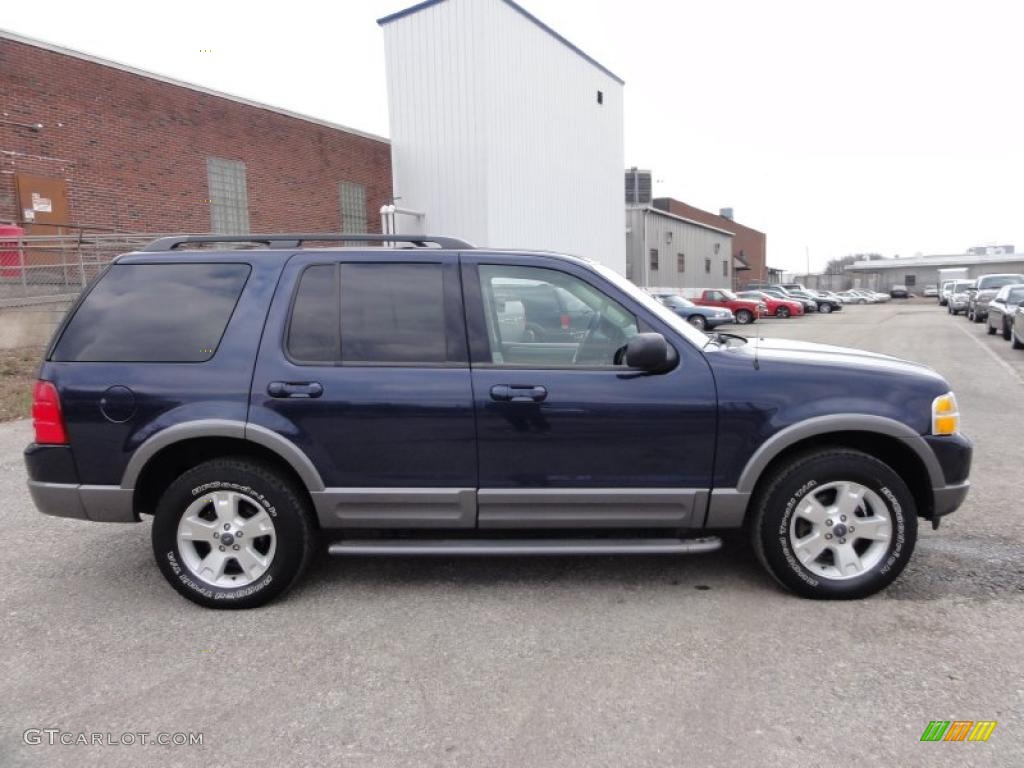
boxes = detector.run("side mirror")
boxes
[625,332,675,372]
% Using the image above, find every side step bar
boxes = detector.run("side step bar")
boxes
[328,536,722,557]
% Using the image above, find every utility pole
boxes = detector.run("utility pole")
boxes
[805,246,810,277]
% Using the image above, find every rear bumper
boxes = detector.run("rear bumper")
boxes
[28,481,137,523]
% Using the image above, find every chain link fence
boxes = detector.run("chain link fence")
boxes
[0,233,175,349]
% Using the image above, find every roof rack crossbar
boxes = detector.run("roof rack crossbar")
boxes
[139,234,474,252]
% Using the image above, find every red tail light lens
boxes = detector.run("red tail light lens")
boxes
[32,380,68,445]
[560,313,570,330]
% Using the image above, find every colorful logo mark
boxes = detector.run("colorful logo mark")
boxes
[920,720,997,742]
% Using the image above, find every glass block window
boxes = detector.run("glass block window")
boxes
[206,158,250,234]
[339,182,367,233]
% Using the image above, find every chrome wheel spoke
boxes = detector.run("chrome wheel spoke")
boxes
[197,549,229,581]
[796,496,829,525]
[239,510,274,540]
[852,516,891,542]
[234,546,270,580]
[835,482,867,518]
[832,542,863,576]
[213,491,242,526]
[793,531,827,563]
[178,514,218,540]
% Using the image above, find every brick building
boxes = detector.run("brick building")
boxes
[0,31,392,236]
[652,198,769,289]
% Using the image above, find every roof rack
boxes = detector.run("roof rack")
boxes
[139,233,474,252]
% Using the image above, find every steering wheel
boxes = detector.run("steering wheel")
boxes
[573,310,628,365]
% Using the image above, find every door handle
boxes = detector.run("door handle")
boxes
[268,381,323,399]
[490,384,547,403]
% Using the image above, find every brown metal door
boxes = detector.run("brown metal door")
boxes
[14,174,71,235]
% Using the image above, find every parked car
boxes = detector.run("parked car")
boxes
[967,273,1024,323]
[1013,303,1024,350]
[947,280,974,315]
[652,293,734,330]
[25,233,972,608]
[986,284,1024,340]
[762,287,817,313]
[923,285,938,298]
[816,291,847,304]
[890,285,910,299]
[837,290,871,305]
[679,288,765,325]
[938,280,956,306]
[789,289,843,314]
[868,290,892,303]
[492,279,594,341]
[778,282,809,293]
[736,290,803,318]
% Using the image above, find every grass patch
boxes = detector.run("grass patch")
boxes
[0,347,40,422]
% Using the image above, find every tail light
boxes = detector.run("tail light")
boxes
[32,380,68,445]
[560,313,570,330]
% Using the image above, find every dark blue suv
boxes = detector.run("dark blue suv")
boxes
[25,234,972,608]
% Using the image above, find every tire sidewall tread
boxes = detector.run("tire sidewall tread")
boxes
[750,448,917,600]
[152,457,316,609]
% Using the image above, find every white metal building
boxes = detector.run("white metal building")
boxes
[625,206,735,290]
[845,251,1024,291]
[379,0,626,273]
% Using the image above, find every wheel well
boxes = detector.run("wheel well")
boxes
[131,437,317,523]
[748,431,934,521]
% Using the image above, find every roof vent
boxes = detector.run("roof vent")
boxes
[625,168,652,204]
[719,207,734,220]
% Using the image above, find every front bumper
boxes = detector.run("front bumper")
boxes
[923,432,973,527]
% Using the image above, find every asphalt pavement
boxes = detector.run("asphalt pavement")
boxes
[1,300,1022,767]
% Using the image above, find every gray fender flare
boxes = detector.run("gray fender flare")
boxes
[120,419,325,492]
[706,414,942,528]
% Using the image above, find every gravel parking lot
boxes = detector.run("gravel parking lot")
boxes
[1,301,1022,767]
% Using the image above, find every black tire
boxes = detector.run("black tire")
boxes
[1013,331,1024,350]
[688,314,707,331]
[987,322,996,335]
[819,303,833,314]
[973,311,984,324]
[735,309,754,325]
[750,448,917,600]
[152,457,317,609]
[1003,321,1012,341]
[775,306,790,319]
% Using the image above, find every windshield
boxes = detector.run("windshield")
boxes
[979,274,1024,290]
[658,295,695,308]
[591,264,711,347]
[720,289,739,300]
[953,282,973,292]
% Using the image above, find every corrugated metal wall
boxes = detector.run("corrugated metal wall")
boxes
[625,208,734,290]
[382,0,626,273]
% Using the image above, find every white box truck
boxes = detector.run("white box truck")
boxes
[937,267,969,305]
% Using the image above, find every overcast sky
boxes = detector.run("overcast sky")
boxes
[5,0,1022,272]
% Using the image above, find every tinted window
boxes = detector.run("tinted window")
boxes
[288,264,339,362]
[288,263,448,364]
[341,263,447,364]
[53,263,250,362]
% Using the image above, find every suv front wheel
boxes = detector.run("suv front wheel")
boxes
[751,449,917,599]
[152,457,317,609]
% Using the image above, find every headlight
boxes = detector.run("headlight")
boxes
[932,392,960,435]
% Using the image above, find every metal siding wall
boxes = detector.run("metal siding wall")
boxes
[383,0,625,272]
[625,208,732,290]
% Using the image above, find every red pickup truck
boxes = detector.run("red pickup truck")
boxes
[682,288,765,325]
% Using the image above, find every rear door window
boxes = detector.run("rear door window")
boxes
[52,263,250,362]
[286,262,449,365]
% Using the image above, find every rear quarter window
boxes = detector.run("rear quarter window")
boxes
[52,263,251,362]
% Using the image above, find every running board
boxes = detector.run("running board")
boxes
[328,536,722,557]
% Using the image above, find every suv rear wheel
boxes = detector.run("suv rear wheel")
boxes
[735,309,754,325]
[152,457,317,609]
[750,449,917,599]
